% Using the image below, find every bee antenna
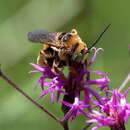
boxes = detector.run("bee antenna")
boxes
[88,24,111,50]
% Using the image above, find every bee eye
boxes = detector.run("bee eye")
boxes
[62,36,68,42]
[62,34,71,42]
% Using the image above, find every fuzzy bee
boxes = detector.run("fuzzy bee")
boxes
[27,29,87,68]
[27,25,110,69]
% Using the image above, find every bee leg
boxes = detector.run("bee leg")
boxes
[51,58,63,74]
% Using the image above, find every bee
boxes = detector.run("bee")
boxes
[27,25,110,69]
[27,29,87,68]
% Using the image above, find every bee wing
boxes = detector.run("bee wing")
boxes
[27,30,58,45]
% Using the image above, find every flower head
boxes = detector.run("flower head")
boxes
[29,48,110,122]
[87,88,130,130]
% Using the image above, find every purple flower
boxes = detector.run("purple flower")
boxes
[39,76,67,102]
[61,69,110,121]
[87,89,130,130]
[61,94,89,121]
[29,63,55,88]
[29,47,110,122]
[60,48,110,120]
[29,63,67,102]
[27,28,130,130]
[83,70,110,91]
[29,63,55,78]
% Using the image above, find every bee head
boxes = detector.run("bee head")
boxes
[58,29,86,53]
[58,29,82,46]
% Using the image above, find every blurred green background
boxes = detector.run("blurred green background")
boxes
[0,0,130,130]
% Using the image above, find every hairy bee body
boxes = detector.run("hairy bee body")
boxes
[28,29,87,68]
[37,46,55,67]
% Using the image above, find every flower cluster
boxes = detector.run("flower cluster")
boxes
[30,47,130,130]
[87,88,130,130]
